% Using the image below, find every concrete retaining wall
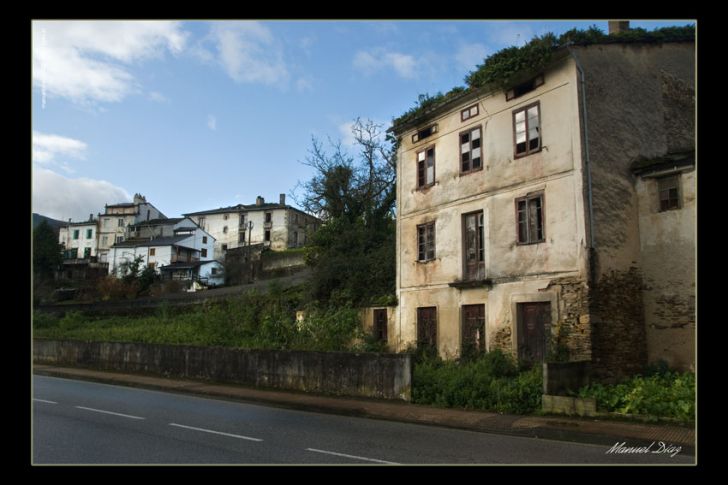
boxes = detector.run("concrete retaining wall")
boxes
[33,339,412,401]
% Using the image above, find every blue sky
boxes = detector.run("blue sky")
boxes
[31,20,694,221]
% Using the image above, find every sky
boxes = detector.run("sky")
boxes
[31,19,694,222]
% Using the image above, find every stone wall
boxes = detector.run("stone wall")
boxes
[34,339,412,401]
[545,276,592,362]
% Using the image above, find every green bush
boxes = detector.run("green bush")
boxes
[412,350,542,414]
[578,371,695,423]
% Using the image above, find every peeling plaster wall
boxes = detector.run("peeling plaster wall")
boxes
[575,42,695,376]
[636,169,696,371]
[395,58,590,359]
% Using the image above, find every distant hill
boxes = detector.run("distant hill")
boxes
[33,213,66,235]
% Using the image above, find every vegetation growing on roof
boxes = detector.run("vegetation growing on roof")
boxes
[392,24,695,130]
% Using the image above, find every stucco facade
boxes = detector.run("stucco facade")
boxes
[392,40,695,377]
[97,194,166,263]
[59,219,98,259]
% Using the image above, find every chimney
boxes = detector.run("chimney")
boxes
[256,196,264,206]
[133,193,146,204]
[279,193,286,206]
[89,213,94,221]
[608,21,630,35]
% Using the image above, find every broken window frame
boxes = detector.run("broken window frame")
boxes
[506,74,545,102]
[416,146,436,189]
[462,211,485,280]
[657,175,681,212]
[411,124,438,144]
[460,104,479,122]
[513,102,542,158]
[417,222,436,262]
[516,192,545,245]
[461,304,486,357]
[459,126,484,175]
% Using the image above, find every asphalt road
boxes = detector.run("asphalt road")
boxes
[33,376,693,465]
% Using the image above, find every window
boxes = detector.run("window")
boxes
[202,236,208,244]
[417,307,437,350]
[118,218,125,227]
[462,304,485,357]
[411,124,438,143]
[116,236,123,244]
[461,104,479,122]
[239,231,245,243]
[198,217,206,230]
[70,248,78,259]
[201,248,207,258]
[417,222,436,261]
[148,262,156,269]
[416,146,436,189]
[223,214,229,220]
[463,212,485,280]
[265,230,271,242]
[517,302,551,364]
[149,248,156,256]
[513,102,541,157]
[223,226,228,234]
[265,212,272,223]
[222,244,228,251]
[73,229,79,240]
[293,231,298,246]
[506,74,544,101]
[101,235,108,247]
[103,218,110,228]
[86,229,93,239]
[83,247,91,258]
[240,214,247,227]
[373,309,388,343]
[211,268,218,275]
[516,193,545,244]
[658,175,681,211]
[460,127,483,174]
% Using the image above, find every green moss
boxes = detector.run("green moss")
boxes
[392,24,695,131]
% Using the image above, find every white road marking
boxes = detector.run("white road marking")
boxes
[305,448,399,464]
[75,406,146,420]
[168,423,263,442]
[33,398,58,404]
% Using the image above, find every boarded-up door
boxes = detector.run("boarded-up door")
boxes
[517,302,551,364]
[417,307,437,350]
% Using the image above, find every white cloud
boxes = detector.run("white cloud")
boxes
[456,43,489,71]
[32,21,187,105]
[148,91,168,103]
[353,48,418,79]
[338,121,357,148]
[295,76,314,92]
[32,168,131,221]
[32,131,87,167]
[208,21,289,86]
[207,114,217,131]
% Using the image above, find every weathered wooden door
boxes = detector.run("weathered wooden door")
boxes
[462,304,485,355]
[373,309,388,343]
[517,302,551,364]
[417,307,437,350]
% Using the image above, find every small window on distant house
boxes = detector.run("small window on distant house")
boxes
[118,218,125,227]
[222,244,228,251]
[417,222,436,261]
[416,146,436,189]
[87,229,93,239]
[293,231,298,246]
[149,248,156,256]
[513,102,541,158]
[103,218,110,228]
[239,231,245,243]
[116,236,123,244]
[265,230,271,242]
[148,262,156,269]
[658,175,681,212]
[202,236,208,244]
[461,104,479,122]
[101,236,108,247]
[201,248,207,258]
[506,74,544,101]
[73,229,79,240]
[211,268,217,275]
[460,126,483,174]
[516,193,545,244]
[265,212,272,223]
[83,247,91,259]
[411,124,438,144]
[223,214,229,220]
[223,226,228,234]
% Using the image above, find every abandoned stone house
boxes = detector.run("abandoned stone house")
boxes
[384,27,695,379]
[183,194,321,258]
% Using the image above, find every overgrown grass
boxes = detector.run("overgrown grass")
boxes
[578,370,695,424]
[412,350,543,414]
[32,285,368,353]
